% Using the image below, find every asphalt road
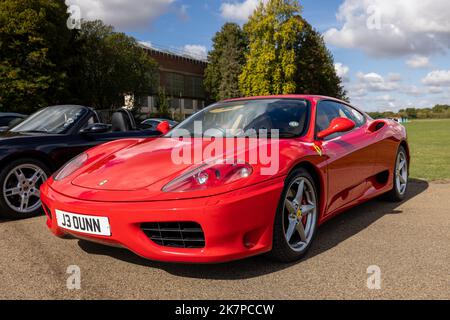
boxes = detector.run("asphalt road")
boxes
[0,180,448,300]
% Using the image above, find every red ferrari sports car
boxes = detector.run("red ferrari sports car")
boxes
[40,95,409,263]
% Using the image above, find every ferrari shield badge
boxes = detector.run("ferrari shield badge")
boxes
[313,144,323,157]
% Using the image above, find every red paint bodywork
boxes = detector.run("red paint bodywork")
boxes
[41,95,409,263]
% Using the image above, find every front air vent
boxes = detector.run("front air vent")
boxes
[141,222,205,249]
[42,203,52,220]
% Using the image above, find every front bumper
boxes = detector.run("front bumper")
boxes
[40,178,284,263]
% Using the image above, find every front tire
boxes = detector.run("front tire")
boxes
[268,168,319,262]
[384,146,409,202]
[0,158,50,219]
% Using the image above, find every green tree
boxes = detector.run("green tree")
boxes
[433,104,450,113]
[239,0,303,96]
[156,87,171,118]
[204,23,247,101]
[71,20,159,110]
[295,18,347,100]
[405,108,418,119]
[0,0,74,113]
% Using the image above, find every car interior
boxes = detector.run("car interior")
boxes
[111,109,137,132]
[83,108,152,134]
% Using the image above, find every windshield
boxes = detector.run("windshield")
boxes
[167,99,310,138]
[11,106,87,134]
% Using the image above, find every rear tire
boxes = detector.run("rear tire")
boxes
[0,158,50,219]
[268,168,319,262]
[384,146,408,202]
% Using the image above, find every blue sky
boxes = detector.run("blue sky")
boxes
[68,0,450,112]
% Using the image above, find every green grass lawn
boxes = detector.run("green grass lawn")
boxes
[403,119,450,181]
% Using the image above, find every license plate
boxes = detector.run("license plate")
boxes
[55,210,111,236]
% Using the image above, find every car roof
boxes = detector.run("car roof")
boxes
[222,94,347,104]
[220,94,369,116]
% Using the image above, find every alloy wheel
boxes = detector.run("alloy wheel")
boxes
[3,164,47,214]
[395,151,408,195]
[282,177,317,252]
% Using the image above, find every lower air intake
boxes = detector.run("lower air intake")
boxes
[141,222,205,249]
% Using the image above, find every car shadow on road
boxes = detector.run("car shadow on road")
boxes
[77,179,429,280]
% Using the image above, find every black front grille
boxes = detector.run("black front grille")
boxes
[141,222,205,249]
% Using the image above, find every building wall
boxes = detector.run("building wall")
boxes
[137,47,208,119]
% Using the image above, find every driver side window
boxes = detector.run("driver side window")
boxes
[316,101,365,140]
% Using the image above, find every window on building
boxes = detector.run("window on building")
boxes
[192,77,205,99]
[184,98,194,110]
[167,73,184,97]
[170,98,181,110]
[135,96,149,108]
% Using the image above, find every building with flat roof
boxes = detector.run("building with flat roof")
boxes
[132,43,208,119]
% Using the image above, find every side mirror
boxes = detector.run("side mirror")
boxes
[156,121,170,135]
[317,117,355,139]
[80,123,110,134]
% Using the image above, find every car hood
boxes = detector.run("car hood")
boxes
[71,138,197,191]
[70,138,302,192]
[49,137,311,202]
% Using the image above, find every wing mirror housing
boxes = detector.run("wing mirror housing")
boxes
[156,121,171,135]
[80,123,111,134]
[317,118,355,139]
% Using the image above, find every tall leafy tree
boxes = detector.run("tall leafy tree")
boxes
[71,20,159,109]
[204,23,247,102]
[156,87,171,118]
[239,0,303,96]
[0,0,74,113]
[295,18,347,100]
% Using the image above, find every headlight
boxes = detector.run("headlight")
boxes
[162,159,253,193]
[53,152,89,181]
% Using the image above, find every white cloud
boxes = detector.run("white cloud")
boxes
[66,0,175,29]
[138,41,153,48]
[183,45,207,60]
[387,73,402,82]
[356,72,400,91]
[402,85,425,97]
[348,86,367,98]
[374,94,396,102]
[428,87,444,94]
[373,95,397,111]
[220,0,266,23]
[334,63,350,82]
[178,4,189,21]
[422,70,450,87]
[406,55,431,68]
[324,0,450,57]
